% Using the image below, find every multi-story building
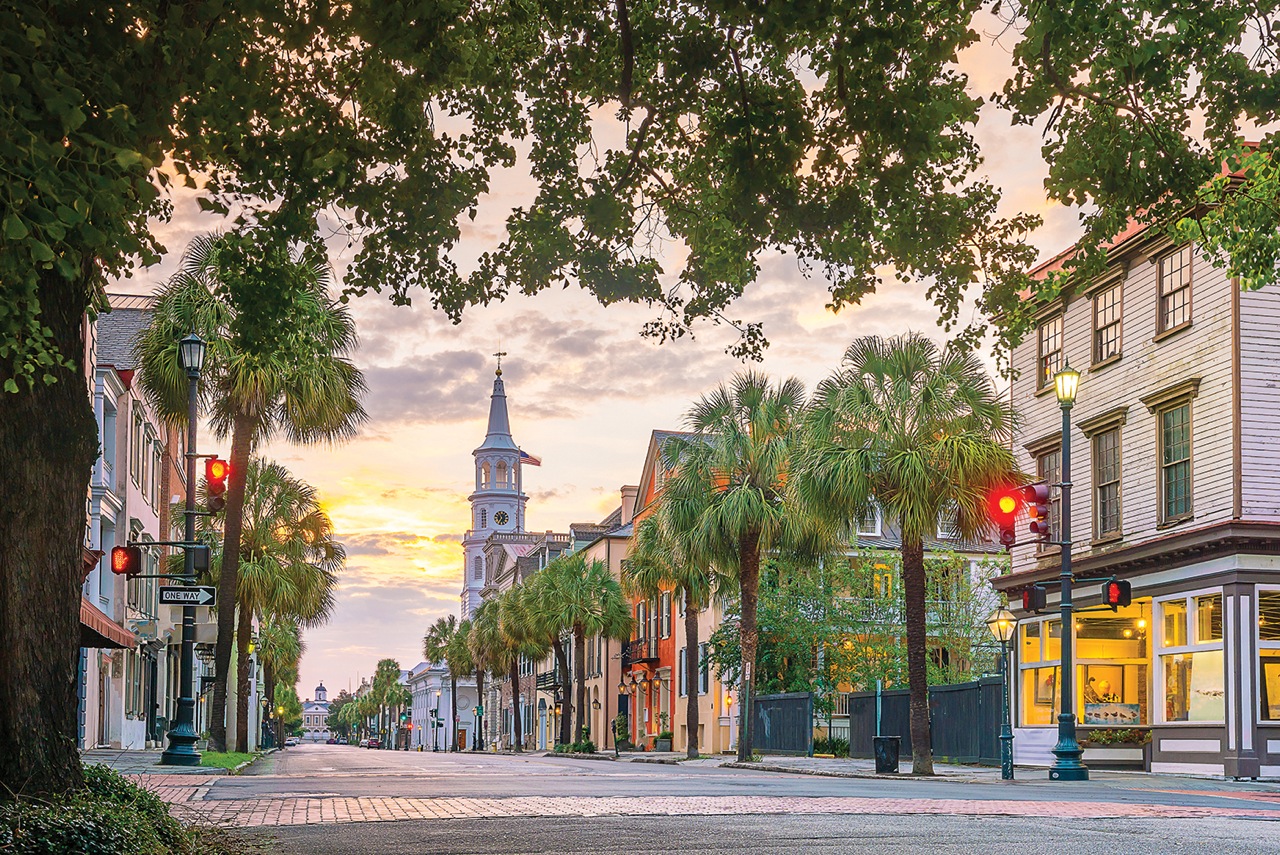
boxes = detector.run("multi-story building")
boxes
[994,227,1280,777]
[301,682,332,742]
[408,662,478,751]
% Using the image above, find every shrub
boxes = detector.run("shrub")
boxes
[0,766,244,855]
[657,731,674,741]
[1085,728,1150,745]
[571,740,596,754]
[813,737,850,758]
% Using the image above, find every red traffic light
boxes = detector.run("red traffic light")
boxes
[205,457,229,511]
[111,545,143,577]
[987,487,1022,546]
[1102,578,1132,610]
[1022,584,1047,613]
[1023,484,1052,541]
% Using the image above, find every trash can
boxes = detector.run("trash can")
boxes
[873,735,900,774]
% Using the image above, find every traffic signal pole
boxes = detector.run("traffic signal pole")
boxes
[161,347,202,766]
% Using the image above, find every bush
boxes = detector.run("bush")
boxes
[657,731,673,741]
[571,740,596,754]
[0,766,245,854]
[1084,728,1150,745]
[813,737,850,758]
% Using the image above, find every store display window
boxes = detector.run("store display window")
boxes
[1157,591,1224,723]
[1259,590,1280,722]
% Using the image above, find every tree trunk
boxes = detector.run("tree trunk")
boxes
[552,637,571,746]
[736,531,760,762]
[450,674,458,751]
[509,659,523,751]
[234,598,252,753]
[684,603,700,759]
[474,669,485,750]
[263,661,275,747]
[0,272,97,797]
[573,627,587,744]
[903,536,934,775]
[209,413,253,752]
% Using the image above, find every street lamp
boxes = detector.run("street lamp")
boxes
[276,704,285,749]
[1049,362,1088,781]
[161,334,206,766]
[430,707,439,752]
[436,689,443,752]
[986,607,1018,780]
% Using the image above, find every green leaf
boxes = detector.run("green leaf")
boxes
[4,217,29,240]
[3,378,18,394]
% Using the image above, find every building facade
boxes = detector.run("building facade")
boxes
[301,682,332,742]
[995,230,1280,777]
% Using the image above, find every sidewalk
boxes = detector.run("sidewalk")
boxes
[721,754,999,781]
[82,747,266,775]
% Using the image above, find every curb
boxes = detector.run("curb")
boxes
[545,752,617,762]
[720,762,987,783]
[627,756,680,765]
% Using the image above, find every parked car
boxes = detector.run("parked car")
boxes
[366,739,381,749]
[285,736,300,747]
[358,739,369,747]
[326,738,339,745]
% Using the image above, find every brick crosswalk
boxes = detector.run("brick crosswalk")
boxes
[130,778,1280,829]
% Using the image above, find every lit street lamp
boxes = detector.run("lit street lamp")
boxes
[986,607,1018,780]
[160,334,205,766]
[1050,363,1088,781]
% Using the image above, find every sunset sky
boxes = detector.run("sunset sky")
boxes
[108,17,1092,702]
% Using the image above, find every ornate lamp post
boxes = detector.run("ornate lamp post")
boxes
[986,607,1018,780]
[276,704,285,749]
[161,334,205,766]
[1050,363,1088,781]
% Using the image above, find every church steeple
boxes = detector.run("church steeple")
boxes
[476,361,517,452]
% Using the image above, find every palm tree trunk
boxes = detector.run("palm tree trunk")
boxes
[234,598,252,753]
[552,637,571,746]
[263,662,275,747]
[474,669,485,750]
[903,535,933,775]
[210,412,253,753]
[0,270,97,796]
[573,627,587,744]
[736,530,760,762]
[509,659,523,751]
[684,604,701,759]
[450,674,459,751]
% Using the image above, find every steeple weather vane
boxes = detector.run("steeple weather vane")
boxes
[493,349,507,376]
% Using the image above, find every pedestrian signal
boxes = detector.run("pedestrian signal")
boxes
[111,545,143,577]
[1022,584,1047,613]
[205,457,229,512]
[1102,578,1132,611]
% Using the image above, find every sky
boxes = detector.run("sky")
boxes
[107,16,1090,702]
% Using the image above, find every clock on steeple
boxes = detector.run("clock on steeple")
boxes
[494,511,509,526]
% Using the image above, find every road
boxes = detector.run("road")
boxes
[146,745,1280,853]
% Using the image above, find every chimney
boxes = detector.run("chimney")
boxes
[620,485,640,525]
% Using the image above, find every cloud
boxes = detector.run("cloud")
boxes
[343,531,427,557]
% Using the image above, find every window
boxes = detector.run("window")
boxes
[496,461,508,488]
[699,642,710,695]
[1159,402,1192,522]
[1093,427,1122,538]
[1158,245,1192,333]
[936,504,960,540]
[635,602,647,640]
[131,411,144,483]
[1093,282,1122,363]
[1019,619,1062,726]
[1260,591,1280,722]
[678,648,687,697]
[1037,316,1063,390]
[480,508,487,529]
[473,556,483,581]
[481,462,491,488]
[1157,592,1223,723]
[856,505,881,538]
[660,592,671,638]
[1036,447,1062,543]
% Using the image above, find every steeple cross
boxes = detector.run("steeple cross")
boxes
[493,350,507,371]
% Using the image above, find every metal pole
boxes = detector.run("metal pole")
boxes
[1049,401,1088,780]
[160,365,200,765]
[999,638,1014,780]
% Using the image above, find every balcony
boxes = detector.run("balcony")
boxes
[622,637,659,667]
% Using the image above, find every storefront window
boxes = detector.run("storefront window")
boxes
[1078,605,1149,725]
[1260,591,1280,722]
[1020,618,1062,726]
[1157,590,1224,723]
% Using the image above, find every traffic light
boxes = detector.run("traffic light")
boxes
[1102,578,1132,610]
[111,545,143,577]
[1023,484,1052,542]
[205,457,229,512]
[987,486,1023,547]
[1022,584,1047,613]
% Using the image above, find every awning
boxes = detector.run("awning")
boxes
[79,598,136,649]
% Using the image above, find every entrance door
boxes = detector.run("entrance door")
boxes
[97,667,109,747]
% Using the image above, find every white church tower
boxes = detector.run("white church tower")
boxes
[460,356,530,618]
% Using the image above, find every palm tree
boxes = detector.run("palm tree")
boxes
[497,587,549,751]
[468,599,506,751]
[795,333,1016,775]
[135,231,366,752]
[624,516,720,759]
[218,458,341,752]
[661,370,824,761]
[516,569,575,746]
[423,615,475,752]
[256,617,303,741]
[372,658,403,747]
[538,554,632,746]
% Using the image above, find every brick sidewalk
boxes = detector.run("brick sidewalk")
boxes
[131,777,1280,829]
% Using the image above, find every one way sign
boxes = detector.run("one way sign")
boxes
[159,586,217,606]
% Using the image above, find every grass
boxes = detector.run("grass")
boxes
[200,751,256,770]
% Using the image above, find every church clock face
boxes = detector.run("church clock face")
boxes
[494,511,509,526]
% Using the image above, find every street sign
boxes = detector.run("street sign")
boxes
[159,586,217,606]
